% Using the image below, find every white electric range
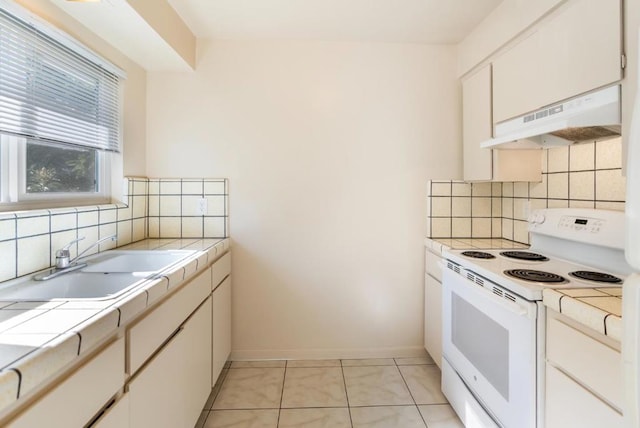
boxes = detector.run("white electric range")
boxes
[440,208,632,428]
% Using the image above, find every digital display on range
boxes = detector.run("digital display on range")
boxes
[574,219,588,225]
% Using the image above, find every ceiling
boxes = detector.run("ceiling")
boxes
[167,0,504,44]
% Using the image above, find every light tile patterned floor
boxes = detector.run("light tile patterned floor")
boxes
[196,355,464,428]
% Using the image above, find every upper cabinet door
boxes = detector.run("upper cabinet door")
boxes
[493,0,622,124]
[463,64,493,181]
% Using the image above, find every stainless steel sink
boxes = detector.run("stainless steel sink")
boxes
[0,249,196,301]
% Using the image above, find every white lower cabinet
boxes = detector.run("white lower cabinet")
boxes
[212,276,232,384]
[545,364,622,428]
[129,297,212,428]
[424,249,443,368]
[424,273,442,369]
[7,338,124,428]
[545,311,622,428]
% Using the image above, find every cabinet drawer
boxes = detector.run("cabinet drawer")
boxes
[212,252,231,289]
[9,338,124,428]
[129,267,211,374]
[545,363,622,428]
[547,316,622,410]
[425,251,442,281]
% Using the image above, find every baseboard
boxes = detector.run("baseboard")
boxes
[230,345,428,361]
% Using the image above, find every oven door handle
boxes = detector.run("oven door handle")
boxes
[441,262,530,318]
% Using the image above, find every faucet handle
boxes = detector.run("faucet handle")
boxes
[56,237,85,268]
[60,237,85,252]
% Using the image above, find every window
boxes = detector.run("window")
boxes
[0,1,125,210]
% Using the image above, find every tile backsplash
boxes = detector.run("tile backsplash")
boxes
[0,177,229,283]
[427,138,626,245]
[147,178,228,239]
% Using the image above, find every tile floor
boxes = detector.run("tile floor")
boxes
[195,355,464,428]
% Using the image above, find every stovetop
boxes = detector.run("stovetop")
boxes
[442,208,633,301]
[444,248,627,301]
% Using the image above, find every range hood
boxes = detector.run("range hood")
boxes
[481,85,621,149]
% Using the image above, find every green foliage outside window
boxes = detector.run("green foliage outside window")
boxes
[26,141,97,193]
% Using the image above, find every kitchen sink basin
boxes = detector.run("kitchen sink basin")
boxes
[0,272,144,301]
[0,249,197,301]
[82,250,196,274]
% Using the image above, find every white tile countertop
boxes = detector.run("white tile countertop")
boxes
[425,237,529,255]
[0,238,229,415]
[543,288,623,341]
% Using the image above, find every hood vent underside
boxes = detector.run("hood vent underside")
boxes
[481,85,621,149]
[550,125,620,141]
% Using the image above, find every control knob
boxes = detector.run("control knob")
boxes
[527,213,546,225]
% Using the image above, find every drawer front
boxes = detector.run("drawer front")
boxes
[547,316,622,410]
[9,338,124,428]
[425,251,442,281]
[545,363,622,428]
[212,252,231,290]
[129,267,211,374]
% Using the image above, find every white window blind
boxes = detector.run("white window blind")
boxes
[0,4,122,152]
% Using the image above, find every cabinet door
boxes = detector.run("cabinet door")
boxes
[463,64,493,181]
[545,364,623,428]
[424,274,442,369]
[130,299,212,428]
[494,0,622,123]
[212,277,232,384]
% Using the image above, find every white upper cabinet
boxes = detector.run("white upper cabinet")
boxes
[462,64,543,182]
[463,64,493,181]
[493,0,623,124]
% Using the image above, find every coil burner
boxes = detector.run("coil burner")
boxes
[461,251,496,259]
[500,251,549,262]
[504,269,567,284]
[569,271,622,284]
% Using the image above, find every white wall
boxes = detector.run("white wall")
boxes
[146,40,461,359]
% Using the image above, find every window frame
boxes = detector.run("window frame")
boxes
[0,134,112,211]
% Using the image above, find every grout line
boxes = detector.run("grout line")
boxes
[395,361,427,423]
[338,362,355,427]
[276,360,288,426]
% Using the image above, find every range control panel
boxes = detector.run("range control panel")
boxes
[528,208,625,249]
[558,216,604,233]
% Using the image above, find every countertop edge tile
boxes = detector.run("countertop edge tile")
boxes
[0,371,19,411]
[542,289,563,313]
[543,288,622,341]
[11,332,80,398]
[115,290,148,326]
[145,276,169,306]
[553,293,610,336]
[606,315,622,341]
[72,309,120,355]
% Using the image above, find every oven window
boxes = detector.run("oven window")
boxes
[452,293,509,400]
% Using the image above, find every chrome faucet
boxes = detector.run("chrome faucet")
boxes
[34,235,117,281]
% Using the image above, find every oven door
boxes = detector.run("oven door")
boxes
[442,264,538,428]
